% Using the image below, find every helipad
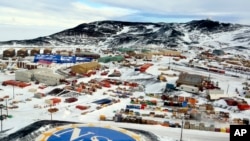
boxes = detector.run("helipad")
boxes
[36,124,142,141]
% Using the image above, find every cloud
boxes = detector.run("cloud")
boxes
[0,0,137,27]
[91,0,250,23]
[0,0,137,41]
[71,1,137,21]
[0,0,249,41]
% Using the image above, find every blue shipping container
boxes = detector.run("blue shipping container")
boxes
[182,101,188,107]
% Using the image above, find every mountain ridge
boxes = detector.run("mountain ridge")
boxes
[0,19,249,50]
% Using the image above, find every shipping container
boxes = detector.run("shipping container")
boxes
[45,98,61,105]
[76,105,89,110]
[140,63,153,72]
[238,103,250,111]
[65,97,78,103]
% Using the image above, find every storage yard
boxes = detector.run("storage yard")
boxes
[0,47,249,141]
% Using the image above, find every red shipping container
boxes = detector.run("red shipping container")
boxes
[129,82,138,87]
[141,104,147,110]
[65,97,78,103]
[237,104,250,111]
[101,72,107,75]
[124,81,129,85]
[140,63,153,72]
[76,105,88,110]
[225,99,238,106]
[50,98,61,104]
[101,82,111,88]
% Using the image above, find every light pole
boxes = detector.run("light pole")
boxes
[13,85,15,99]
[226,83,229,97]
[5,98,8,116]
[0,104,4,132]
[180,116,184,141]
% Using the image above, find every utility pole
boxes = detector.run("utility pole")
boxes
[0,104,4,132]
[226,84,229,96]
[50,105,52,121]
[208,74,211,82]
[5,98,8,116]
[169,58,171,69]
[13,85,15,99]
[180,116,184,141]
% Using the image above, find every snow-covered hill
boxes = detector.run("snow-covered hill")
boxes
[0,19,250,50]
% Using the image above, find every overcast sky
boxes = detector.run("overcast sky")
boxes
[1,0,250,41]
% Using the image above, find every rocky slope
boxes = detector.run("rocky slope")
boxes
[0,20,250,50]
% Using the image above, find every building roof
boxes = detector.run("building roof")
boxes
[31,48,40,51]
[98,55,124,62]
[75,52,100,56]
[4,48,15,52]
[30,68,53,73]
[44,48,52,50]
[15,70,33,75]
[71,62,101,73]
[209,93,231,100]
[0,63,7,68]
[34,70,64,78]
[18,48,27,51]
[72,62,100,68]
[176,73,204,86]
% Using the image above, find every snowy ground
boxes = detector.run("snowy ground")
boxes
[1,53,249,141]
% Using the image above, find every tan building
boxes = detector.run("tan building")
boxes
[144,53,153,61]
[71,62,101,74]
[3,48,15,58]
[17,48,29,57]
[0,63,7,70]
[134,53,145,59]
[60,51,70,56]
[30,48,40,56]
[152,50,181,56]
[176,72,205,90]
[163,50,181,56]
[43,48,52,54]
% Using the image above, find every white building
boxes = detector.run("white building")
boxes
[32,69,64,86]
[15,68,64,86]
[206,89,232,100]
[15,69,33,82]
